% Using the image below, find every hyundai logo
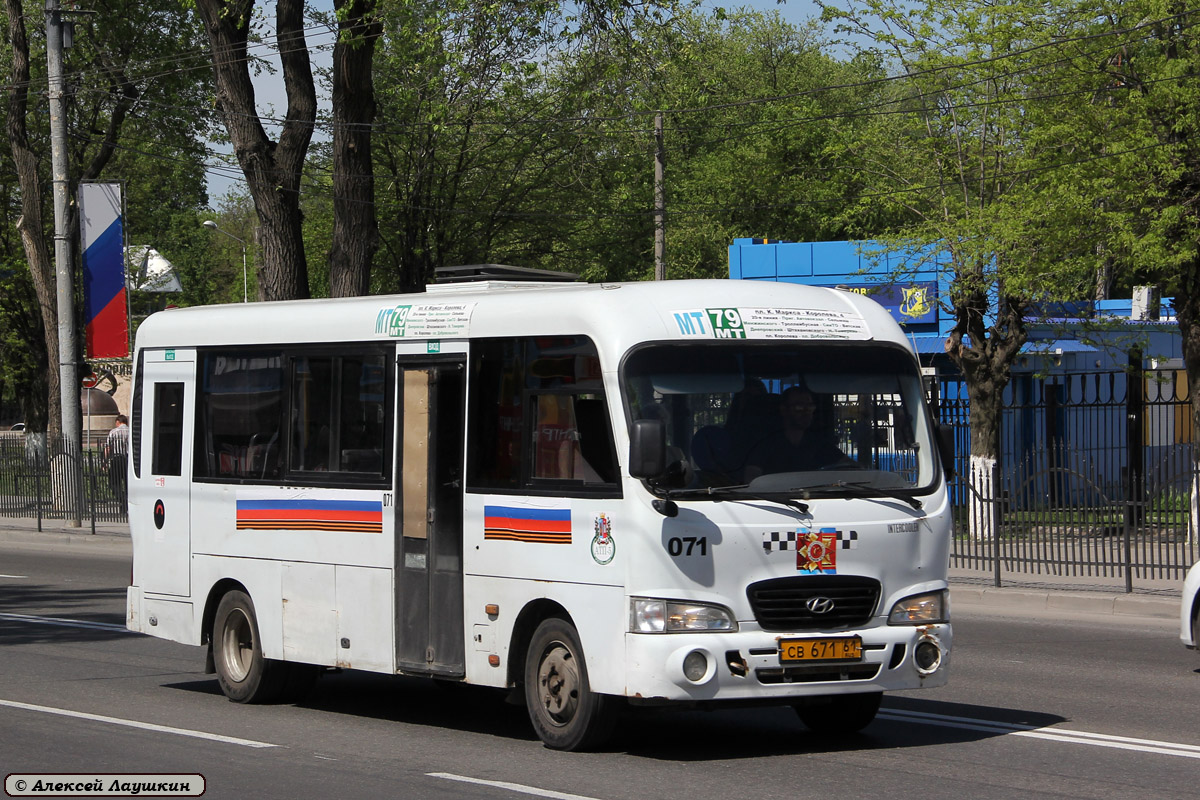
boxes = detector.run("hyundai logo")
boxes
[805,596,836,614]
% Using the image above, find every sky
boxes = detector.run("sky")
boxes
[206,1,828,200]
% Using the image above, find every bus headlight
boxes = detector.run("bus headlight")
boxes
[888,590,949,624]
[630,598,738,633]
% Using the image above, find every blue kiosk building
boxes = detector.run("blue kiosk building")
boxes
[728,237,1191,525]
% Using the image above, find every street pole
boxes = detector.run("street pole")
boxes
[202,221,248,302]
[47,0,82,526]
[654,112,665,281]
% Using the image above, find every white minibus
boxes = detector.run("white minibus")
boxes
[126,275,954,750]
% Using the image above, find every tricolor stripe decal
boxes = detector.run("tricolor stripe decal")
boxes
[483,506,571,544]
[236,499,383,533]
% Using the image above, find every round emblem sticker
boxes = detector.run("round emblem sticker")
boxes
[591,514,615,565]
[153,499,166,530]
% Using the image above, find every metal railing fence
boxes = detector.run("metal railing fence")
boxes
[938,370,1199,588]
[0,434,127,531]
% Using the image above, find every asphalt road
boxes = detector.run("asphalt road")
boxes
[1,535,1197,800]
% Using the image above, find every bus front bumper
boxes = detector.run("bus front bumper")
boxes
[622,621,951,703]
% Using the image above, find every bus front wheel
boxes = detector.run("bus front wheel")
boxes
[794,691,882,734]
[213,590,292,704]
[524,617,616,751]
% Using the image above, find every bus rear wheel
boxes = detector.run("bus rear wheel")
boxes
[524,617,616,751]
[794,691,882,735]
[213,590,297,704]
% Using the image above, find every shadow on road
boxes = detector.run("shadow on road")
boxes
[164,670,537,741]
[160,668,1066,758]
[0,582,130,645]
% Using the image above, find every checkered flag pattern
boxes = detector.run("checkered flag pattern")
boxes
[762,531,798,552]
[839,530,858,549]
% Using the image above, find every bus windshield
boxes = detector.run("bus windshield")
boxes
[623,342,937,495]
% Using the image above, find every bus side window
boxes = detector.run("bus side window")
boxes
[530,394,618,486]
[152,383,185,476]
[468,336,619,496]
[532,395,575,481]
[288,352,388,477]
[467,339,523,490]
[194,351,284,480]
[573,396,617,483]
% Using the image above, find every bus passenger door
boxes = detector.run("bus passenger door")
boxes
[395,360,466,676]
[137,353,194,597]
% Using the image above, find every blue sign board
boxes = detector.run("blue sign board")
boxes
[839,282,938,326]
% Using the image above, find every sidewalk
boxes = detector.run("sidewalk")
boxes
[0,515,131,545]
[949,566,1182,620]
[0,517,1184,620]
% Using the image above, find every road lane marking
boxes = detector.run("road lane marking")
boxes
[880,708,1200,759]
[0,574,28,578]
[0,699,278,749]
[0,612,130,633]
[429,773,605,800]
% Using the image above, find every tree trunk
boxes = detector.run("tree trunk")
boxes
[5,0,61,440]
[963,378,1003,542]
[328,0,381,298]
[944,279,1026,541]
[195,0,314,301]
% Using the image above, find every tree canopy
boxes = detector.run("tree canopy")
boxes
[4,0,1200,472]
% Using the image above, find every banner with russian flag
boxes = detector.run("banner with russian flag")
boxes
[236,498,384,533]
[79,182,129,358]
[483,505,572,544]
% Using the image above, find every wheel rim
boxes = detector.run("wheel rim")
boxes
[536,641,580,727]
[220,608,254,683]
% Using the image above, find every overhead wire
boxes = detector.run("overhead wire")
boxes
[24,4,1197,134]
[37,5,1200,222]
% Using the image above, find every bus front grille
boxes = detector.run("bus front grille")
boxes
[746,575,881,631]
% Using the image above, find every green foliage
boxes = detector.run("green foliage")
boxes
[6,0,1200,453]
[0,258,49,429]
[0,0,214,429]
[370,0,594,288]
[187,189,257,306]
[368,2,885,285]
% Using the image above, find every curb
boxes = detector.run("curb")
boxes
[950,584,1180,620]
[0,526,130,548]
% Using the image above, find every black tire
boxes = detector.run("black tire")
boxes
[212,590,292,704]
[524,617,616,751]
[794,692,882,735]
[1193,602,1200,651]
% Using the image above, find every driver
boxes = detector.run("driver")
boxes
[744,386,852,479]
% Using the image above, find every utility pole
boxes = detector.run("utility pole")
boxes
[47,0,82,525]
[654,112,665,281]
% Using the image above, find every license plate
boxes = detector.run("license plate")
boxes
[779,636,862,663]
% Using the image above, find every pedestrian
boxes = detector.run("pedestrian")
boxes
[105,414,129,502]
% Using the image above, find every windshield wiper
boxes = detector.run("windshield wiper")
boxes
[659,485,810,515]
[796,480,923,510]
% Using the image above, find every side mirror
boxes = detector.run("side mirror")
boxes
[629,418,667,479]
[935,421,955,479]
